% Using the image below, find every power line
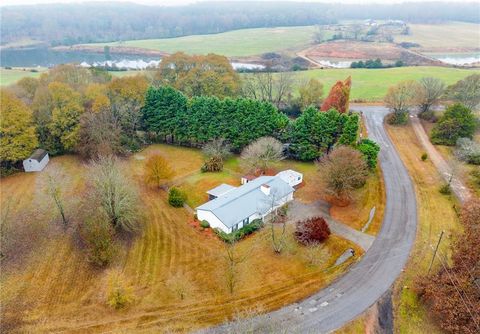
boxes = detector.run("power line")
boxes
[432,248,480,332]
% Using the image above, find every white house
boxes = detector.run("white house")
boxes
[196,174,295,234]
[276,169,303,187]
[23,149,49,172]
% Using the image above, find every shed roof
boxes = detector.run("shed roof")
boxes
[29,149,48,162]
[196,176,294,228]
[206,183,236,197]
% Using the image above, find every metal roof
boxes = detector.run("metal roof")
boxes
[196,176,294,228]
[206,183,236,197]
[29,149,48,162]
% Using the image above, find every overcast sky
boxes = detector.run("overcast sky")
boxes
[1,0,477,7]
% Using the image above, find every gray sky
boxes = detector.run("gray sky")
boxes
[1,0,477,6]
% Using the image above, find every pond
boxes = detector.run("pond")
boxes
[0,47,265,70]
[426,52,480,66]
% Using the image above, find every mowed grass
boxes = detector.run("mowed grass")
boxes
[84,26,317,57]
[289,66,480,101]
[0,67,47,86]
[386,123,460,334]
[395,22,480,51]
[0,144,362,333]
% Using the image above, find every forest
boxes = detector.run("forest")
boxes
[2,1,479,46]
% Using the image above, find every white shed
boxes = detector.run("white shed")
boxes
[23,149,49,172]
[276,170,303,187]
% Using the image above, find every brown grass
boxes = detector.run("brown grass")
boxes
[386,122,460,334]
[0,145,363,333]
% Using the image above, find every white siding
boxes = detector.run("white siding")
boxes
[197,209,231,233]
[23,155,49,172]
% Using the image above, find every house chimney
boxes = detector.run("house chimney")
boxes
[260,184,271,196]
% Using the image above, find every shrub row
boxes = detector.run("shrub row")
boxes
[214,219,264,243]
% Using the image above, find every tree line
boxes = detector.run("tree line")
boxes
[2,2,478,46]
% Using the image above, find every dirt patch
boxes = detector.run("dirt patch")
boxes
[305,41,444,66]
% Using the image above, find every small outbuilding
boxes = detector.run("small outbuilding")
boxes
[23,149,49,172]
[276,169,303,187]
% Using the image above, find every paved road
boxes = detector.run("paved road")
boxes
[202,106,418,333]
[288,200,375,251]
[410,114,471,203]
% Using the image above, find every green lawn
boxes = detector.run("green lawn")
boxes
[288,66,480,101]
[84,26,317,57]
[395,22,480,51]
[0,67,46,86]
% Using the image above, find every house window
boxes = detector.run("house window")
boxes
[242,217,250,225]
[232,224,238,232]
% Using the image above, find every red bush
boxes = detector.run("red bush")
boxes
[294,216,331,245]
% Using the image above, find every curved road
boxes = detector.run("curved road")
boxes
[203,106,418,333]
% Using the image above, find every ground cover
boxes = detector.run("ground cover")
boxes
[0,67,47,86]
[386,122,460,334]
[83,26,318,57]
[0,144,363,333]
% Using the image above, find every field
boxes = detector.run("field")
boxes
[84,26,317,57]
[386,123,460,334]
[290,66,480,101]
[1,144,365,333]
[0,67,47,86]
[395,22,480,52]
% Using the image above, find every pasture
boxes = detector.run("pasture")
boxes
[0,67,46,86]
[290,66,480,101]
[395,22,480,52]
[84,26,318,57]
[1,144,363,333]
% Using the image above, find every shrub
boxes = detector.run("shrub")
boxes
[200,220,210,228]
[201,156,224,172]
[386,111,408,125]
[357,139,380,170]
[421,153,428,161]
[168,187,186,207]
[106,272,133,309]
[294,216,331,245]
[455,138,480,165]
[214,219,263,243]
[431,104,476,146]
[439,184,451,195]
[80,215,115,267]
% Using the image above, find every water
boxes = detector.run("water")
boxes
[427,53,480,66]
[0,47,265,70]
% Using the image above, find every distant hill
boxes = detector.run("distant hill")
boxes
[1,1,479,47]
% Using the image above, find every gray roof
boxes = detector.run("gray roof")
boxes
[29,149,48,162]
[196,176,294,228]
[206,183,236,197]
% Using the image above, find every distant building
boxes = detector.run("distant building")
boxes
[196,170,302,234]
[23,149,49,172]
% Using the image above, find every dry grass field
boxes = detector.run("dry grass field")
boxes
[1,144,365,333]
[386,123,460,334]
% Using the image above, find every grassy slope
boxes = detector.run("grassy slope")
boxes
[387,122,459,334]
[1,144,364,333]
[0,67,46,86]
[290,67,480,101]
[395,22,480,51]
[85,26,317,57]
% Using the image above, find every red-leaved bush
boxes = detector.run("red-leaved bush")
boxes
[294,216,331,245]
[320,76,352,113]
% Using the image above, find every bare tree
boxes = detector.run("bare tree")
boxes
[45,171,68,228]
[313,25,325,44]
[447,74,480,110]
[89,156,141,233]
[224,237,250,294]
[241,137,284,174]
[317,146,369,202]
[416,77,445,114]
[202,138,231,172]
[260,190,289,254]
[166,272,194,300]
[384,80,419,124]
[241,72,294,108]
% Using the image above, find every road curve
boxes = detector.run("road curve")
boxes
[202,106,418,333]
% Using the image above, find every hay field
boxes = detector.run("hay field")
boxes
[1,144,362,333]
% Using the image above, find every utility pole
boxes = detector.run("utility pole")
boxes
[428,230,444,275]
